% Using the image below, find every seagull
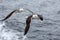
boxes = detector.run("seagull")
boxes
[24,14,43,35]
[1,8,25,21]
[1,8,34,21]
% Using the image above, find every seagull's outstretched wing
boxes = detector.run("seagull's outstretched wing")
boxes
[24,15,32,35]
[2,10,17,21]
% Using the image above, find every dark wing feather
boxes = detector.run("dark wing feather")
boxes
[24,15,32,35]
[38,14,43,21]
[2,10,16,21]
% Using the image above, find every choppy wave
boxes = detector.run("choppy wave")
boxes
[0,21,28,40]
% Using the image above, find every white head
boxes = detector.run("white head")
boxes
[18,8,24,12]
[19,8,24,11]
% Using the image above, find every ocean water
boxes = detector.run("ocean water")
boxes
[0,0,60,40]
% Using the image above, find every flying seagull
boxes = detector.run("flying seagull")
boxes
[1,8,25,21]
[1,8,34,21]
[24,14,43,35]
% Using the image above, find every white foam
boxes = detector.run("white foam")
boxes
[0,21,5,31]
[0,21,27,40]
[22,35,27,40]
[0,21,5,27]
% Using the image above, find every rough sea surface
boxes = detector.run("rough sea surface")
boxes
[0,0,60,40]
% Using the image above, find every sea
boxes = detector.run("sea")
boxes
[0,0,60,40]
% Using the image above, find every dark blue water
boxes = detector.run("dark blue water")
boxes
[0,0,60,40]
